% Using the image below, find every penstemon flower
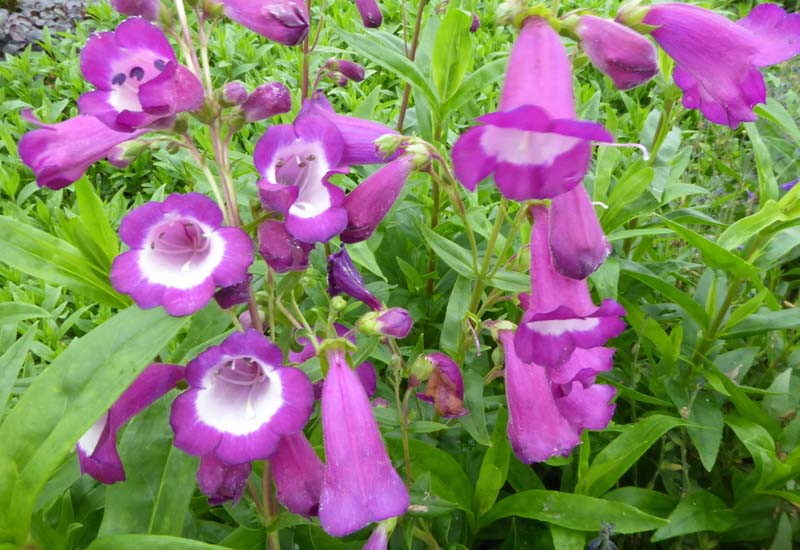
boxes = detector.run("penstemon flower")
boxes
[110,0,161,20]
[215,0,310,46]
[110,193,253,317]
[258,219,315,273]
[196,453,252,505]
[415,352,468,418]
[354,0,382,28]
[271,432,324,516]
[240,82,292,122]
[78,18,204,132]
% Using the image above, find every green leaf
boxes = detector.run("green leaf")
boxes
[487,269,530,293]
[717,200,788,250]
[603,488,677,519]
[440,275,471,355]
[721,308,800,339]
[702,365,781,438]
[744,122,778,203]
[725,415,791,490]
[666,383,723,472]
[0,328,36,410]
[755,99,800,145]
[75,177,119,263]
[474,407,510,518]
[602,162,655,232]
[432,8,472,103]
[346,240,387,281]
[575,415,687,497]
[458,369,492,446]
[549,525,585,550]
[0,303,49,325]
[0,307,186,545]
[445,58,507,116]
[651,489,735,542]
[481,491,668,534]
[419,223,476,279]
[87,535,226,550]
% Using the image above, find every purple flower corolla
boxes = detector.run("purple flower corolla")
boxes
[354,0,382,28]
[241,82,292,122]
[548,185,611,279]
[452,16,613,200]
[498,329,615,463]
[370,308,413,339]
[576,15,658,90]
[781,178,799,191]
[216,0,309,46]
[111,193,253,316]
[171,330,314,465]
[319,347,409,536]
[214,275,252,309]
[417,352,468,418]
[110,0,160,20]
[258,219,315,273]
[77,364,184,483]
[272,433,324,516]
[327,247,382,310]
[197,453,252,505]
[79,18,204,132]
[470,12,481,33]
[514,206,625,368]
[641,3,800,128]
[341,155,415,243]
[365,519,397,550]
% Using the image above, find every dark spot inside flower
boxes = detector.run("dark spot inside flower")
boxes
[307,155,316,161]
[275,159,285,168]
[298,162,306,168]
[112,73,126,86]
[129,66,145,81]
[154,59,166,71]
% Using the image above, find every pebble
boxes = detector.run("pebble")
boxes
[0,0,91,55]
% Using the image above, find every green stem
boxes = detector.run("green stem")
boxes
[173,0,203,81]
[397,0,428,131]
[262,461,280,550]
[426,177,440,297]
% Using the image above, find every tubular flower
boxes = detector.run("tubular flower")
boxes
[171,330,314,465]
[79,18,204,132]
[258,219,315,273]
[416,352,468,418]
[77,364,184,483]
[18,109,147,190]
[110,0,160,20]
[241,82,292,122]
[639,3,800,128]
[327,247,382,310]
[358,308,413,339]
[575,15,658,90]
[452,16,613,200]
[354,0,382,28]
[111,193,253,316]
[216,0,309,46]
[197,453,252,505]
[514,206,625,368]
[272,433,324,516]
[319,347,409,536]
[213,275,252,310]
[498,329,616,463]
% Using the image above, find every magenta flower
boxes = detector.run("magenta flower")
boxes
[78,18,204,132]
[324,58,366,86]
[417,352,468,418]
[498,329,615,463]
[213,275,252,309]
[514,206,625,368]
[77,364,184,483]
[470,12,481,33]
[327,247,382,310]
[171,330,314,465]
[17,110,147,190]
[258,219,315,274]
[216,0,309,46]
[641,3,800,127]
[111,193,253,317]
[354,0,382,28]
[241,82,292,122]
[365,519,397,550]
[359,308,413,340]
[452,16,613,200]
[272,433,324,516]
[341,155,415,243]
[196,453,252,505]
[222,81,248,106]
[576,15,658,90]
[319,347,409,536]
[110,0,160,20]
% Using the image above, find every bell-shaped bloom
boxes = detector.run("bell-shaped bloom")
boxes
[498,329,615,463]
[341,155,415,243]
[241,82,292,122]
[327,247,382,310]
[214,274,252,309]
[319,347,409,536]
[79,18,204,132]
[77,363,184,483]
[217,0,309,46]
[417,352,467,418]
[514,206,625,368]
[548,185,611,279]
[197,453,252,505]
[640,3,800,128]
[111,193,254,316]
[110,0,160,20]
[358,308,413,340]
[576,15,658,90]
[18,109,147,190]
[257,219,315,274]
[452,16,613,200]
[171,330,314,464]
[354,0,382,28]
[272,433,324,516]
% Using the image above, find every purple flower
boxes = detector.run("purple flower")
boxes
[416,352,468,418]
[324,58,366,86]
[111,193,254,316]
[452,16,613,200]
[354,0,382,28]
[110,0,161,20]
[358,308,413,339]
[77,364,184,483]
[79,18,204,132]
[319,347,409,536]
[213,275,252,309]
[18,110,147,190]
[470,12,481,33]
[257,219,315,273]
[499,329,615,463]
[272,433,324,516]
[641,3,800,128]
[217,0,309,46]
[576,15,658,90]
[241,82,292,122]
[780,178,799,191]
[171,330,314,464]
[548,185,611,279]
[222,81,249,106]
[365,519,397,550]
[341,155,415,243]
[327,247,382,310]
[514,206,625,368]
[197,453,252,505]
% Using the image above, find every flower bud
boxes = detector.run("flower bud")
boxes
[258,219,314,273]
[324,58,366,86]
[408,354,434,387]
[327,247,382,311]
[242,82,292,122]
[358,307,412,339]
[216,0,309,46]
[355,0,383,28]
[470,12,481,32]
[222,81,248,106]
[417,352,467,418]
[197,454,251,505]
[374,133,406,159]
[213,274,252,309]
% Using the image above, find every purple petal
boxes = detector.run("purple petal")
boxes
[138,63,204,116]
[242,82,292,122]
[327,247,382,310]
[451,126,495,192]
[197,453,252,505]
[272,433,324,516]
[738,3,800,66]
[355,0,382,27]
[220,0,309,46]
[258,219,314,274]
[110,0,161,20]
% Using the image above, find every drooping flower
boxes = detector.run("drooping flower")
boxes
[354,0,382,28]
[216,0,309,46]
[196,453,252,505]
[18,109,148,190]
[514,206,625,368]
[111,193,254,316]
[327,247,382,310]
[171,330,314,465]
[451,16,613,200]
[241,82,292,122]
[79,18,204,132]
[77,363,184,483]
[575,15,658,90]
[319,346,409,536]
[416,352,468,418]
[110,0,161,20]
[258,219,315,273]
[272,432,324,516]
[638,2,800,128]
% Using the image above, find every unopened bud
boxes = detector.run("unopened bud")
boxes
[242,82,292,122]
[331,295,348,311]
[222,81,248,106]
[409,354,434,387]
